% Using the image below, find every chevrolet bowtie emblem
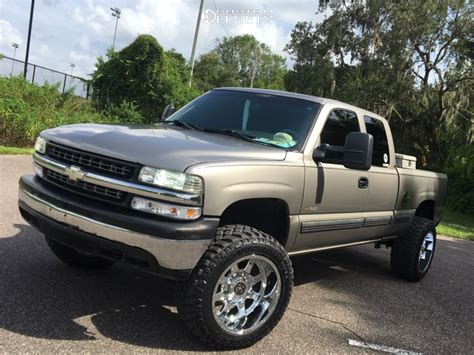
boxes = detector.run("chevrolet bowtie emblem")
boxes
[64,165,86,182]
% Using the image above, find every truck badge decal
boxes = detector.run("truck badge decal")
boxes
[64,165,86,182]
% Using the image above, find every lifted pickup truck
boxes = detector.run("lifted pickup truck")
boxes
[19,88,447,348]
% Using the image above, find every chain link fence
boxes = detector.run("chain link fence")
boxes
[0,55,91,99]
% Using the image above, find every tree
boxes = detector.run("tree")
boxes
[91,35,199,123]
[193,35,287,91]
[285,0,473,169]
[285,0,473,213]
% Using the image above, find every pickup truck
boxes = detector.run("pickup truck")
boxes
[18,87,447,349]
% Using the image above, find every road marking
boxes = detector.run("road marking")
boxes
[348,339,421,354]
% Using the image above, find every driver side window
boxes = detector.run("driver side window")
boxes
[320,109,360,164]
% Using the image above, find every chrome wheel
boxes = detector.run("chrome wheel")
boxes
[212,255,281,335]
[419,232,434,272]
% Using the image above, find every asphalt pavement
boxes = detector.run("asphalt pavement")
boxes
[1,155,473,353]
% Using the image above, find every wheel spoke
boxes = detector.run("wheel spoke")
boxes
[426,241,434,251]
[252,271,267,287]
[230,263,240,274]
[419,251,426,260]
[212,290,227,303]
[265,282,280,301]
[246,289,260,301]
[244,259,254,273]
[212,254,282,335]
[217,300,234,316]
[253,300,271,326]
[231,301,249,322]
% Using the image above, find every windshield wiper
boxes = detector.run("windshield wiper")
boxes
[203,128,256,142]
[168,120,199,130]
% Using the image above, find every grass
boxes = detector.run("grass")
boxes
[438,209,474,241]
[0,146,34,155]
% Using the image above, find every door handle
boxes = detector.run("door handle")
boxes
[358,177,369,189]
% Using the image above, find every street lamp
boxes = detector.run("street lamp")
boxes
[111,7,121,51]
[69,63,76,89]
[11,43,20,76]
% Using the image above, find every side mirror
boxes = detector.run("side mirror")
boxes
[312,143,330,162]
[161,104,175,121]
[343,132,373,170]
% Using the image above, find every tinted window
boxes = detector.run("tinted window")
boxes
[168,90,320,150]
[364,115,390,167]
[320,109,360,163]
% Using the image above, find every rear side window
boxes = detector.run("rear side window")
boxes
[320,109,360,163]
[364,115,390,167]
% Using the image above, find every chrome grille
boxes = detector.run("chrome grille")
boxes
[46,142,137,180]
[44,168,127,203]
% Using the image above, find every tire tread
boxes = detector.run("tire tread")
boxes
[177,224,293,349]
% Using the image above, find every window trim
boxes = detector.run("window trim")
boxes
[363,115,391,168]
[317,108,361,165]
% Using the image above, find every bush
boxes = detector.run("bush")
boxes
[0,76,111,146]
[91,35,200,123]
[442,144,474,215]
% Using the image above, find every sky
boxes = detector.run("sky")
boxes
[0,0,329,80]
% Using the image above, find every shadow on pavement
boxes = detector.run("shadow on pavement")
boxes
[0,224,206,351]
[0,223,472,352]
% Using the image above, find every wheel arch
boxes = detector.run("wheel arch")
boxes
[415,200,435,220]
[219,198,290,248]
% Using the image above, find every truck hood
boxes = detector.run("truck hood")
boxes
[41,123,287,171]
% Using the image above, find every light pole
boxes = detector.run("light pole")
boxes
[11,43,20,76]
[69,63,75,88]
[24,0,35,79]
[188,0,204,88]
[111,7,121,51]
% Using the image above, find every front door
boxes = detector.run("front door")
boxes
[294,108,372,251]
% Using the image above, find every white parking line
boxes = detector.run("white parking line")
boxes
[348,339,421,354]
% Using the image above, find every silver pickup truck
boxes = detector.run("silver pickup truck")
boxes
[18,88,447,348]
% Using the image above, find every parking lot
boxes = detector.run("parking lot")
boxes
[1,155,473,353]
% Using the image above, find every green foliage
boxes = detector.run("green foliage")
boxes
[105,101,144,124]
[438,208,474,241]
[0,76,111,147]
[441,145,474,214]
[193,35,287,91]
[0,145,34,155]
[91,35,199,123]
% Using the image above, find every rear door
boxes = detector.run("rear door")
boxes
[363,115,399,238]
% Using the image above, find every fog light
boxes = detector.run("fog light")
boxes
[131,197,202,220]
[33,162,44,178]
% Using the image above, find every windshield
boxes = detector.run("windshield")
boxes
[166,90,320,150]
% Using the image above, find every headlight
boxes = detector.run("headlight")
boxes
[138,166,203,194]
[131,197,202,220]
[34,136,46,154]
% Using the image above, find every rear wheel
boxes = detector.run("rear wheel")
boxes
[391,217,436,282]
[45,236,114,269]
[177,225,293,349]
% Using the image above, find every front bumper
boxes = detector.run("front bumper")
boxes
[18,175,219,279]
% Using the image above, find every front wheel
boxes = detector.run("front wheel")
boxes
[177,225,293,349]
[391,217,436,282]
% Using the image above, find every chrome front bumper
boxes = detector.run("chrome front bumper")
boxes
[18,186,213,271]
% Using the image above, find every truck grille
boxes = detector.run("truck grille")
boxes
[45,142,138,180]
[44,168,127,204]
